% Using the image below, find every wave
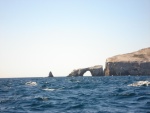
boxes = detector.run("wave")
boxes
[25,81,37,86]
[42,88,55,91]
[128,81,150,87]
[34,96,49,101]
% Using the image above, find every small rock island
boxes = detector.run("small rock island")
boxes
[48,71,53,77]
[68,65,103,77]
[104,47,150,76]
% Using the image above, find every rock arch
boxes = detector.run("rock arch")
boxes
[83,71,92,76]
[68,65,103,77]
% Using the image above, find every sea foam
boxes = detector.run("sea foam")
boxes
[43,88,55,91]
[25,81,37,86]
[128,81,150,87]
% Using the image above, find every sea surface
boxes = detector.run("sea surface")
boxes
[0,76,150,113]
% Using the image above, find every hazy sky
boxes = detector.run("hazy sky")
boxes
[0,0,150,78]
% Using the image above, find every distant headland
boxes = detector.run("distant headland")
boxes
[49,47,150,77]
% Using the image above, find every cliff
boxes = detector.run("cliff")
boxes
[104,47,150,75]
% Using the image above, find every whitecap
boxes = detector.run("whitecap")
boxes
[25,81,37,86]
[43,88,55,91]
[34,96,49,101]
[128,81,150,87]
[76,80,80,83]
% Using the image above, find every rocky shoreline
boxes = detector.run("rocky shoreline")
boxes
[49,47,150,77]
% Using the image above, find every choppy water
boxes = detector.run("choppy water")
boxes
[0,76,150,113]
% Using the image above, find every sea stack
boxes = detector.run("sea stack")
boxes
[48,71,53,77]
[68,65,103,77]
[104,47,150,76]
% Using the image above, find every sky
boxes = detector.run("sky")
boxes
[0,0,150,78]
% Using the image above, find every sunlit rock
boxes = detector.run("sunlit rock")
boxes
[68,65,103,77]
[104,47,150,76]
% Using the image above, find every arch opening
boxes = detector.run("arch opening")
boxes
[83,71,92,76]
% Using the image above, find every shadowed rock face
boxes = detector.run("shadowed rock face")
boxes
[68,65,103,77]
[104,47,150,76]
[48,71,53,77]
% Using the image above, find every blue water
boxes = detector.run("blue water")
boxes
[0,76,150,113]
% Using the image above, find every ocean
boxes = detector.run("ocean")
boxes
[0,76,150,113]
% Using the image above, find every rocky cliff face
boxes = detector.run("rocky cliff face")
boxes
[104,47,150,76]
[68,65,103,77]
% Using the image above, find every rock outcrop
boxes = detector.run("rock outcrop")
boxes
[48,71,53,77]
[68,65,103,77]
[104,47,150,76]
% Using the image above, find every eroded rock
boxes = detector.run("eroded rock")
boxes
[48,71,53,77]
[104,47,150,76]
[68,65,103,77]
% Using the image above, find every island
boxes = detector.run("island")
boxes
[104,47,150,76]
[48,71,53,77]
[68,65,103,77]
[49,47,150,77]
